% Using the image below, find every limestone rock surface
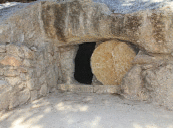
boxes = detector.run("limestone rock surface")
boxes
[1,0,173,111]
[0,80,12,110]
[0,43,59,111]
[0,56,22,67]
[121,62,173,110]
[121,65,149,100]
[143,63,173,110]
[91,40,136,85]
[1,1,173,53]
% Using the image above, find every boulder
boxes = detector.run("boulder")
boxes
[0,1,173,53]
[121,65,149,100]
[121,62,173,110]
[143,63,173,110]
[91,40,136,85]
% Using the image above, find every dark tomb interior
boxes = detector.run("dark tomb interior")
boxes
[74,42,96,84]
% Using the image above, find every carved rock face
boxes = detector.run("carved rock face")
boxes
[1,1,173,53]
[91,40,136,85]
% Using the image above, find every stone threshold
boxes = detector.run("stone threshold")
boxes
[57,84,120,94]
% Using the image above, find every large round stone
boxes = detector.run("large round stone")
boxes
[91,40,136,85]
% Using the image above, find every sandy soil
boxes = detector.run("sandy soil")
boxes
[0,91,173,128]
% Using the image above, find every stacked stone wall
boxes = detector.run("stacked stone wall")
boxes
[0,43,59,110]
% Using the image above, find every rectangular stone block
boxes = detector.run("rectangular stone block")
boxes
[93,85,121,94]
[57,84,94,93]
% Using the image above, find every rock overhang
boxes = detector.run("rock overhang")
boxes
[1,0,173,54]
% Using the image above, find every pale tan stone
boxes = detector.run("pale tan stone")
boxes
[40,83,48,96]
[1,1,173,54]
[6,44,24,58]
[17,82,27,91]
[0,92,10,110]
[0,45,6,53]
[132,55,156,65]
[0,69,4,76]
[22,59,31,67]
[20,73,26,81]
[5,77,22,86]
[91,40,136,85]
[26,69,34,80]
[93,85,120,94]
[21,46,35,60]
[4,70,19,77]
[17,67,28,73]
[0,53,6,60]
[59,46,78,84]
[0,56,22,67]
[19,88,30,104]
[36,66,42,78]
[0,80,12,93]
[57,84,93,93]
[9,89,30,109]
[39,74,46,85]
[121,65,149,100]
[0,80,12,110]
[26,79,35,90]
[31,90,38,101]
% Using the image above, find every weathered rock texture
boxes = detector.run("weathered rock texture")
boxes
[57,45,79,84]
[0,43,59,110]
[121,51,173,110]
[1,0,173,54]
[1,0,173,111]
[91,40,136,85]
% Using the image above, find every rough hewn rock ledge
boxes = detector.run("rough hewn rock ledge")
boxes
[57,84,120,94]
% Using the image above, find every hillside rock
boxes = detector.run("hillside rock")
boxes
[0,1,173,53]
[121,61,173,110]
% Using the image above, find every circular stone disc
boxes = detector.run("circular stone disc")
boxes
[91,40,136,85]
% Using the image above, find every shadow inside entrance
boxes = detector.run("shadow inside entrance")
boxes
[74,42,96,84]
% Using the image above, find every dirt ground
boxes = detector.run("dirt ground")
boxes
[0,91,173,128]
